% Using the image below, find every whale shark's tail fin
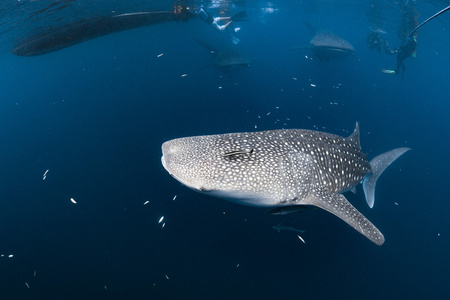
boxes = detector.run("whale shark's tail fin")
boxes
[363,147,411,208]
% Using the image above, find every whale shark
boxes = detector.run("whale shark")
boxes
[194,39,251,71]
[11,11,189,56]
[293,22,354,60]
[161,123,410,245]
[307,30,355,60]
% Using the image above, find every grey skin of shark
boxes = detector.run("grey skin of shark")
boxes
[194,39,251,71]
[161,123,410,245]
[308,30,355,60]
[292,22,355,61]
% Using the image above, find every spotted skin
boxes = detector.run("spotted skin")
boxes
[161,124,406,245]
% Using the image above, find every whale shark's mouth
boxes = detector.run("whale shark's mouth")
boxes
[161,155,168,173]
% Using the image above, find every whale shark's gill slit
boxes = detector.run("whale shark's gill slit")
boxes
[223,149,254,157]
[278,156,289,203]
[278,153,312,204]
[288,153,304,203]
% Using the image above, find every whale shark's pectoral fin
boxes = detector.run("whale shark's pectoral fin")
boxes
[301,190,385,245]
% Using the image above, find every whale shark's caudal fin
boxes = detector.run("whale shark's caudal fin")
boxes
[363,147,411,208]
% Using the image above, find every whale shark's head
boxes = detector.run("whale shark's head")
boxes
[161,137,212,192]
[161,134,280,206]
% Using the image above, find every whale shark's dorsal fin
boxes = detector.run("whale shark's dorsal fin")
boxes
[347,122,361,151]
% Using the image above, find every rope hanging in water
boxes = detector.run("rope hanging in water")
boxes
[406,5,450,39]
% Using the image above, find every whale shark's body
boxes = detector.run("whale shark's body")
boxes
[293,22,354,60]
[12,11,182,56]
[194,39,251,71]
[161,124,409,245]
[308,30,355,60]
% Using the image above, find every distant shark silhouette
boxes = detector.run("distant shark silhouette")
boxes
[272,223,305,234]
[293,22,354,61]
[12,11,189,56]
[194,39,251,71]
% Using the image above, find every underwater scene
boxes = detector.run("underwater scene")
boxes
[0,0,449,299]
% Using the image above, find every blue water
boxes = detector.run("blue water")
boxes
[0,0,449,299]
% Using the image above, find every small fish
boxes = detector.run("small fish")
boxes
[181,74,187,77]
[143,200,149,205]
[172,195,177,201]
[8,254,13,258]
[161,222,166,228]
[310,84,316,87]
[43,169,49,180]
[297,234,306,244]
[70,198,77,204]
[223,149,254,157]
[25,282,29,288]
[165,274,169,280]
[157,53,164,58]
[272,223,305,234]
[158,216,164,223]
[269,205,316,215]
[104,286,108,290]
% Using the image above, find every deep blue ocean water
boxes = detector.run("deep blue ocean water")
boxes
[0,0,449,299]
